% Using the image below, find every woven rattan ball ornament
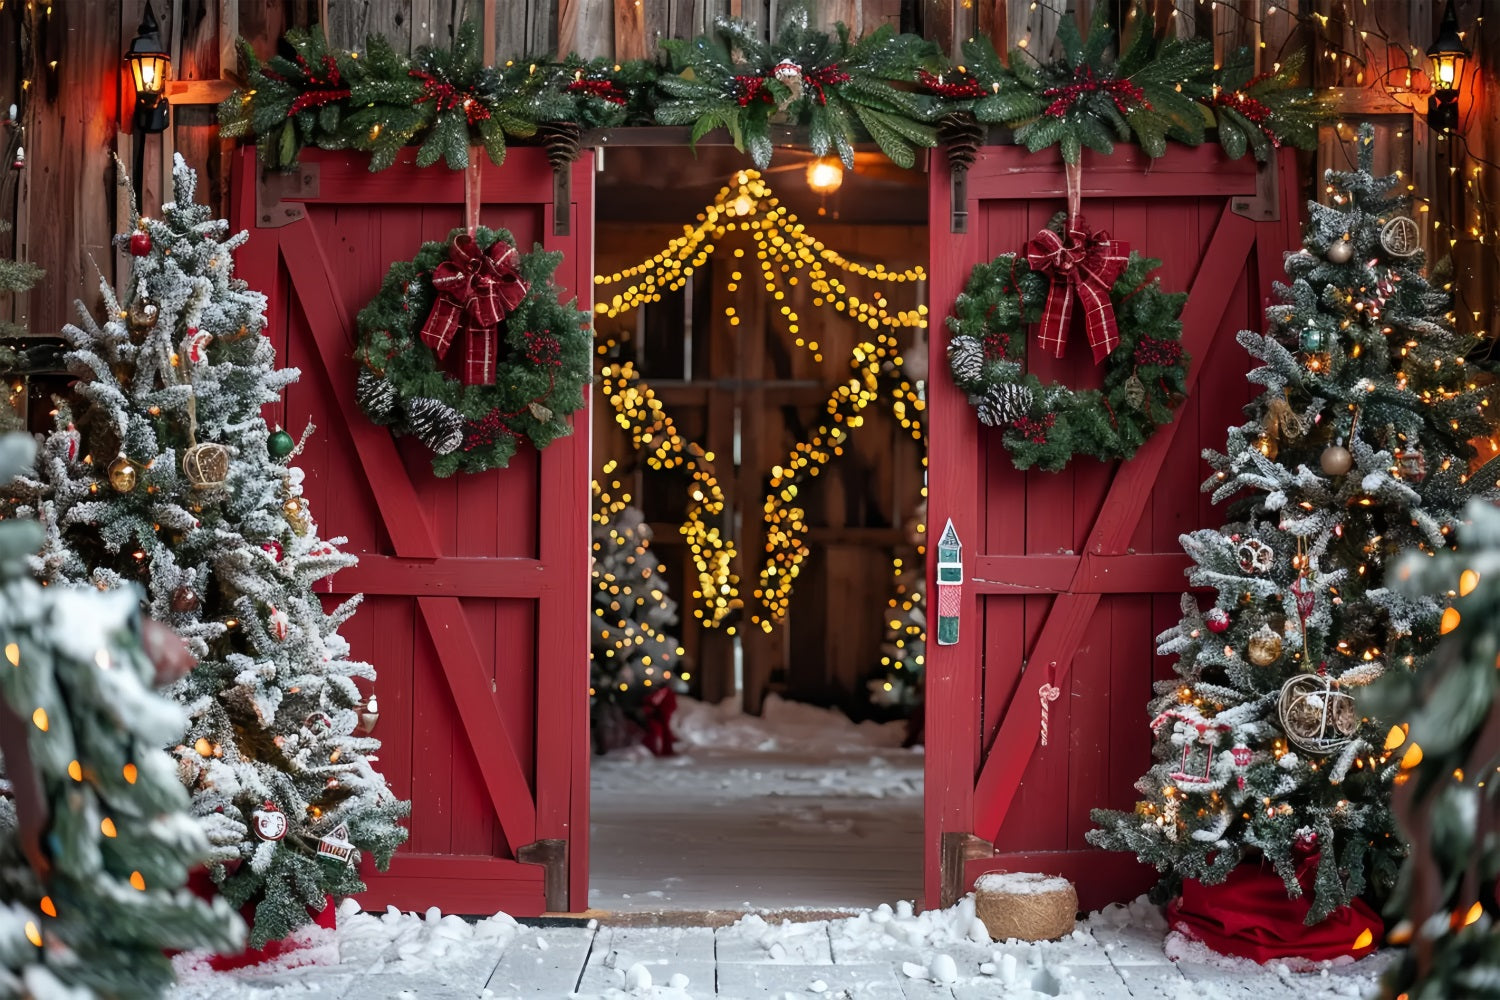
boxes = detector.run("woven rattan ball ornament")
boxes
[1278,673,1358,754]
[1380,216,1421,258]
[127,298,159,332]
[107,455,137,492]
[1236,538,1275,574]
[1247,623,1284,666]
[182,442,230,490]
[974,872,1077,942]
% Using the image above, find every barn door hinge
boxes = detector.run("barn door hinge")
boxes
[255,162,319,228]
[950,167,969,233]
[1230,155,1280,222]
[518,837,569,912]
[940,832,996,908]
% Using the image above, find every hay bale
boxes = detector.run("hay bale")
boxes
[974,872,1078,942]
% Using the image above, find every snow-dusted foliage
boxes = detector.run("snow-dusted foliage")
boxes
[0,433,243,997]
[1091,125,1500,923]
[3,157,407,948]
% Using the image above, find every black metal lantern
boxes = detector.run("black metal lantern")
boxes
[126,4,171,134]
[1427,0,1470,132]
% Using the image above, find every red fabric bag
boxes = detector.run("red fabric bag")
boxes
[186,868,338,971]
[1168,858,1383,963]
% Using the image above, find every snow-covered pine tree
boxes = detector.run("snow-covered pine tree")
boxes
[0,432,243,998]
[4,156,408,947]
[590,470,687,753]
[1090,124,1500,924]
[1363,500,1500,999]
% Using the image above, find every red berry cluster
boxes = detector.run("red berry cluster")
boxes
[286,54,351,116]
[916,68,987,100]
[410,70,492,124]
[803,64,851,105]
[567,78,628,105]
[462,408,513,451]
[1212,89,1279,147]
[1011,413,1056,443]
[1133,336,1183,367]
[523,330,562,367]
[1042,67,1150,119]
[982,330,1011,360]
[735,75,776,107]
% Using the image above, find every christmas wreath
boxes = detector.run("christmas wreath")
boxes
[946,232,1190,472]
[354,226,592,476]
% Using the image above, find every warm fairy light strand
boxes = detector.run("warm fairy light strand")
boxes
[592,170,929,345]
[599,351,742,630]
[753,330,926,628]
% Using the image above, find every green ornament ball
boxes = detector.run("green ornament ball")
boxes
[268,429,295,460]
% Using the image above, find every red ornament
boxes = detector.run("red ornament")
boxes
[1230,745,1252,767]
[267,605,290,642]
[1205,607,1231,633]
[260,541,283,562]
[129,230,153,257]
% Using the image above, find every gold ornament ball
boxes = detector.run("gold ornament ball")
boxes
[1320,445,1353,476]
[107,456,137,492]
[1326,239,1354,264]
[1247,624,1284,666]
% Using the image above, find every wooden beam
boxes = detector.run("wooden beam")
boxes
[614,0,649,61]
[166,79,237,105]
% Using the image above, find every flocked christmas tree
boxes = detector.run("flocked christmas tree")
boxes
[590,468,687,755]
[1364,499,1500,999]
[0,432,243,998]
[1090,125,1500,924]
[3,156,408,947]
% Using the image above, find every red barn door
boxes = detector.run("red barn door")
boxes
[924,145,1300,911]
[231,147,592,915]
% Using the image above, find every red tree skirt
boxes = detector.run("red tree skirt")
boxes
[186,869,338,971]
[1168,861,1383,963]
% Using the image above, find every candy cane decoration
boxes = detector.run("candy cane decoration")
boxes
[1038,682,1061,746]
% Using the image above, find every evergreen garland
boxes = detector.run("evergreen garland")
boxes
[354,227,593,476]
[938,4,1321,163]
[655,1,940,169]
[946,247,1190,471]
[220,5,1324,173]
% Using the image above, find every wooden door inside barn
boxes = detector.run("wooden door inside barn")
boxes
[923,145,1302,911]
[230,146,593,915]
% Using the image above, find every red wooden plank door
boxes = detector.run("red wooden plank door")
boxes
[923,145,1300,911]
[231,147,593,915]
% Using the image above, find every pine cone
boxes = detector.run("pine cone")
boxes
[356,368,399,424]
[536,120,583,172]
[947,335,986,387]
[973,382,1034,427]
[937,111,985,175]
[403,397,465,455]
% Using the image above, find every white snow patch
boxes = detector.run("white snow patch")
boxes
[975,871,1074,896]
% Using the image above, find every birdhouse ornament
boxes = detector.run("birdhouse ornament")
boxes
[936,519,963,646]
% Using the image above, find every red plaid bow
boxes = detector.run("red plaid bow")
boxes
[420,235,529,385]
[1024,218,1129,363]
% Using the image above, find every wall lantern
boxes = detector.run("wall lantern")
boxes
[126,3,171,134]
[806,156,844,195]
[1426,0,1469,132]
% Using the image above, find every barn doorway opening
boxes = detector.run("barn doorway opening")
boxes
[587,143,929,913]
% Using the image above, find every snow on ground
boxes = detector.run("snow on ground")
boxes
[166,697,1392,997]
[166,893,1391,1000]
[590,696,924,912]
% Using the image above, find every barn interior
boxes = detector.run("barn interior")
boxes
[588,141,930,912]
